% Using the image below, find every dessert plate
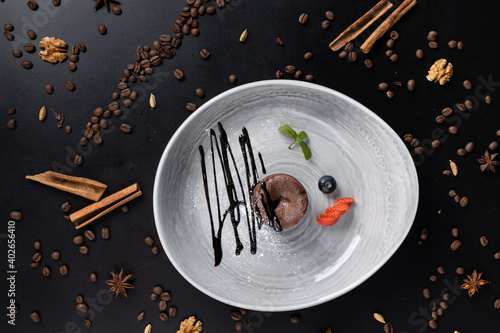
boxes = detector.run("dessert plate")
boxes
[153,80,418,311]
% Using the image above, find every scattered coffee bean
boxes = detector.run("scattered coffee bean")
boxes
[4,30,14,40]
[61,202,71,213]
[431,140,440,148]
[7,119,16,130]
[294,70,303,79]
[42,266,50,276]
[386,39,395,48]
[12,49,23,58]
[415,49,424,59]
[420,228,428,240]
[457,41,464,49]
[448,40,457,48]
[83,319,92,329]
[34,241,41,249]
[404,134,413,142]
[150,293,159,301]
[145,236,154,246]
[76,303,88,313]
[304,52,313,60]
[480,236,488,247]
[174,69,184,80]
[59,265,68,276]
[275,70,283,79]
[442,292,450,301]
[137,311,145,321]
[494,252,500,260]
[459,196,469,207]
[101,227,110,239]
[389,53,399,62]
[275,37,284,46]
[455,102,466,111]
[76,295,83,304]
[435,115,445,124]
[229,74,237,84]
[90,272,97,282]
[200,48,210,59]
[111,5,121,15]
[24,43,35,53]
[423,288,431,299]
[27,0,38,10]
[348,51,357,62]
[448,126,458,134]
[485,95,492,104]
[442,170,451,176]
[386,90,394,99]
[169,306,177,317]
[305,74,314,82]
[4,23,14,31]
[454,195,461,203]
[298,13,308,24]
[51,251,61,260]
[364,59,373,69]
[65,81,75,91]
[456,267,465,274]
[84,230,95,241]
[98,24,107,35]
[464,99,474,110]
[429,275,437,282]
[153,285,163,295]
[462,80,472,90]
[151,246,159,255]
[79,246,88,255]
[161,291,171,301]
[321,20,330,30]
[73,235,84,245]
[427,31,438,41]
[384,322,393,333]
[428,41,438,49]
[33,252,42,262]
[27,29,36,40]
[231,310,242,321]
[457,148,466,156]
[30,262,40,268]
[345,42,354,52]
[31,311,41,323]
[489,141,499,150]
[22,60,33,69]
[390,30,399,40]
[452,228,459,237]
[378,82,389,91]
[186,103,197,112]
[437,266,445,274]
[325,11,335,20]
[160,312,169,321]
[450,240,461,251]
[10,211,22,221]
[235,321,243,330]
[495,299,500,309]
[285,65,296,75]
[290,314,301,324]
[120,123,132,133]
[407,79,416,91]
[449,190,457,197]
[159,300,167,311]
[69,54,79,63]
[338,51,347,59]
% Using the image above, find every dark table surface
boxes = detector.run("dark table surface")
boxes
[1,0,500,332]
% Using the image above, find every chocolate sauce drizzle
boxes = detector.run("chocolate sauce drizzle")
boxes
[199,123,266,266]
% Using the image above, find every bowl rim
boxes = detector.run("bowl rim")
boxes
[153,79,419,311]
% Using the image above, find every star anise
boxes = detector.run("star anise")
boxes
[105,268,134,298]
[478,150,499,172]
[461,269,487,297]
[93,0,120,12]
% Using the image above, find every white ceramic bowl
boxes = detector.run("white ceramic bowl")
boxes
[153,80,418,311]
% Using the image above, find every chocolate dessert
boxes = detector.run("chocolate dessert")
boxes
[253,174,308,229]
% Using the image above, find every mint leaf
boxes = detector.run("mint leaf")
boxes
[296,131,308,142]
[299,141,312,160]
[278,125,297,139]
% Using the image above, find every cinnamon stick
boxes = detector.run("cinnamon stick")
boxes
[26,171,107,201]
[70,183,142,229]
[329,0,393,52]
[360,0,417,54]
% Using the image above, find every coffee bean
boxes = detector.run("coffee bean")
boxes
[455,102,466,111]
[449,190,457,198]
[76,295,83,304]
[348,51,357,62]
[462,80,472,90]
[298,13,308,24]
[485,95,493,104]
[120,123,132,133]
[151,246,159,255]
[4,23,14,31]
[101,227,110,240]
[59,264,68,276]
[389,30,399,40]
[480,236,488,247]
[429,275,437,282]
[275,70,283,79]
[442,170,451,176]
[420,228,428,240]
[64,125,72,134]
[150,293,159,301]
[457,148,466,156]
[10,210,22,221]
[386,39,395,48]
[386,90,394,99]
[27,0,38,10]
[305,74,314,82]
[137,311,145,321]
[231,310,242,321]
[51,251,61,260]
[42,266,50,276]
[207,5,215,14]
[414,147,424,154]
[416,49,424,59]
[160,312,168,321]
[390,53,399,62]
[6,118,16,130]
[31,312,41,323]
[321,20,330,30]
[407,79,416,91]
[364,59,373,69]
[451,228,459,237]
[304,52,313,60]
[450,240,461,251]
[378,82,389,92]
[195,88,205,98]
[431,140,440,148]
[338,51,347,59]
[79,246,88,255]
[153,285,163,295]
[98,24,107,35]
[437,266,445,274]
[4,30,14,41]
[78,43,86,52]
[32,252,42,262]
[495,253,500,260]
[66,61,77,71]
[447,40,457,48]
[160,292,171,301]
[448,126,458,134]
[439,301,448,309]
[428,41,438,49]
[84,230,95,241]
[403,134,413,142]
[83,319,92,329]
[159,300,167,311]
[423,288,431,299]
[145,236,154,246]
[71,236,84,246]
[174,68,184,80]
[27,29,37,40]
[454,195,461,203]
[495,299,500,309]
[23,43,35,52]
[33,241,41,250]
[99,119,108,129]
[198,5,206,15]
[169,306,177,317]
[234,321,243,330]
[120,204,129,213]
[456,266,465,274]
[290,314,300,324]
[65,81,75,91]
[69,54,79,63]
[12,49,23,58]
[111,5,121,15]
[442,292,450,301]
[130,91,138,100]
[427,31,438,41]
[76,303,88,313]
[464,99,474,110]
[229,74,237,84]
[460,196,468,207]
[60,201,72,213]
[22,60,33,69]
[457,41,464,49]
[384,322,393,333]
[489,141,498,150]
[186,103,197,111]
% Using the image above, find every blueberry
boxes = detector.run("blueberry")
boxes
[318,175,337,194]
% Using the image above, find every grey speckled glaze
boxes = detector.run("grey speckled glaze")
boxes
[153,80,419,311]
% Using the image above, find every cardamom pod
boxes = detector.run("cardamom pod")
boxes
[373,313,386,324]
[39,106,47,121]
[239,29,248,43]
[144,323,152,333]
[449,160,458,176]
[149,93,156,109]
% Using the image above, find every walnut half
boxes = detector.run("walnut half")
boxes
[427,58,453,85]
[177,316,202,333]
[38,37,67,63]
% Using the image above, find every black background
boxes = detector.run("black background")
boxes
[1,0,500,332]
